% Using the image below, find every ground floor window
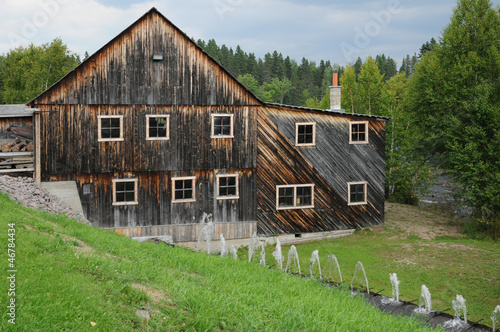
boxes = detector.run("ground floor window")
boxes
[172,176,196,203]
[216,174,239,199]
[276,184,314,210]
[112,179,138,205]
[348,181,367,205]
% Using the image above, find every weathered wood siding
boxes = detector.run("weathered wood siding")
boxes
[257,105,386,235]
[72,170,256,230]
[111,221,256,242]
[37,104,257,177]
[30,10,259,107]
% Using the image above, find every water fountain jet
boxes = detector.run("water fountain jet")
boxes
[248,232,259,263]
[414,285,432,315]
[196,213,214,253]
[443,294,467,329]
[324,254,342,283]
[272,239,284,270]
[219,234,227,257]
[350,261,369,294]
[259,240,267,266]
[309,250,322,280]
[389,273,400,302]
[285,245,301,274]
[229,245,238,260]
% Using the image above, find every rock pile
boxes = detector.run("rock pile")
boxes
[0,175,90,225]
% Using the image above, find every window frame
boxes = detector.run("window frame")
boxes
[348,181,368,206]
[98,115,124,142]
[146,114,170,141]
[349,121,369,144]
[216,174,239,200]
[295,122,316,147]
[112,178,138,206]
[172,176,196,203]
[211,114,234,138]
[276,184,315,210]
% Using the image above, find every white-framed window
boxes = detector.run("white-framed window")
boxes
[295,122,316,146]
[172,176,196,203]
[98,115,123,142]
[112,179,138,206]
[211,114,234,138]
[276,184,314,210]
[348,181,367,205]
[146,115,169,140]
[349,121,369,144]
[216,174,239,200]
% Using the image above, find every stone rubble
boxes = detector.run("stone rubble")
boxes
[0,175,90,225]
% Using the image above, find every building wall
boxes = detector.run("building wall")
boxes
[37,104,257,177]
[257,106,386,235]
[72,169,256,230]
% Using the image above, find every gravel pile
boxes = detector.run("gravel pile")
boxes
[0,175,90,224]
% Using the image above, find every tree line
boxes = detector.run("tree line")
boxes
[0,0,498,238]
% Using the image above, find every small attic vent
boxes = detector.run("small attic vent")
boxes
[153,54,163,61]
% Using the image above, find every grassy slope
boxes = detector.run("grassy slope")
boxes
[0,193,436,332]
[276,203,500,325]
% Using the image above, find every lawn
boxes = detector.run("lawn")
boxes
[0,193,438,331]
[260,202,500,325]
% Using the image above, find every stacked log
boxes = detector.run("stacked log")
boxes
[2,142,15,152]
[1,140,33,152]
[22,142,34,152]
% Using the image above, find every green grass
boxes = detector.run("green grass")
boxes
[262,205,500,326]
[0,193,438,331]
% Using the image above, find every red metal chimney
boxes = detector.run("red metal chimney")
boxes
[332,72,338,86]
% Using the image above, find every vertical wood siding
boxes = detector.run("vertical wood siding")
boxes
[74,169,256,229]
[257,106,386,235]
[30,10,260,107]
[37,105,257,176]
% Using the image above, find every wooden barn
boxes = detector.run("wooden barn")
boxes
[27,8,388,242]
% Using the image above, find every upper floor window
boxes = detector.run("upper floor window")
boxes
[98,115,123,142]
[211,114,234,138]
[112,179,138,205]
[276,184,314,210]
[296,122,316,146]
[350,121,369,144]
[348,181,367,205]
[216,174,239,200]
[146,115,169,140]
[172,176,196,203]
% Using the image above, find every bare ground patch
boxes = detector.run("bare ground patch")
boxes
[384,202,463,240]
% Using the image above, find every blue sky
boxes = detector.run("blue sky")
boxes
[1,0,499,66]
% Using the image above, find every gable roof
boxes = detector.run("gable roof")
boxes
[29,7,260,107]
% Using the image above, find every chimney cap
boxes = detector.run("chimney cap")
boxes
[332,73,339,86]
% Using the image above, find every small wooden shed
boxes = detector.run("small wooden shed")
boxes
[28,8,388,242]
